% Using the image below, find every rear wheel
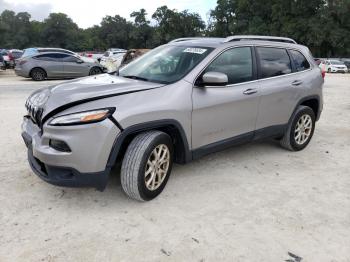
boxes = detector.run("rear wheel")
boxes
[89,67,102,75]
[31,68,46,81]
[280,106,315,151]
[327,68,331,73]
[121,131,174,201]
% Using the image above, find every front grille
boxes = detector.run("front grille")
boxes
[25,100,43,126]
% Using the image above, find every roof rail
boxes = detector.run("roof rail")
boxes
[224,35,297,44]
[169,37,224,43]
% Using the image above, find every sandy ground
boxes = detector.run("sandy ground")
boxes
[0,70,349,262]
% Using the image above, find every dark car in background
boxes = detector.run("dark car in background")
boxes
[340,58,350,71]
[15,52,105,80]
[0,49,20,68]
[0,53,5,70]
[9,49,23,67]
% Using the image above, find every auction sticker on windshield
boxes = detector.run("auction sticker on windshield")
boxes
[183,48,207,54]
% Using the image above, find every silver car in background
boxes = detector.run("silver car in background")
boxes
[15,52,105,80]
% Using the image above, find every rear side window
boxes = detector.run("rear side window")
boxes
[34,53,59,61]
[204,47,253,85]
[289,50,310,71]
[257,47,292,78]
[34,53,67,61]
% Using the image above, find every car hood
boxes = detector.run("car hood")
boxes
[26,74,165,123]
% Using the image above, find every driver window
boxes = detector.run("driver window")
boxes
[204,47,253,85]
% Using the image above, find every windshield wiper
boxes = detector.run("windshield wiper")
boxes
[122,75,149,81]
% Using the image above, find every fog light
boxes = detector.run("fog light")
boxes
[49,139,71,152]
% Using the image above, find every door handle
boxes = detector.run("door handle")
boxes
[243,88,257,95]
[292,80,303,86]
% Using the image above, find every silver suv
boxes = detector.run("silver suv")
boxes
[22,36,324,201]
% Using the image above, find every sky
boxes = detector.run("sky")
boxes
[0,0,217,28]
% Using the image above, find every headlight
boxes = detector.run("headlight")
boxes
[49,108,115,126]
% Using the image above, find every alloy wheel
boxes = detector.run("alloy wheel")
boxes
[144,144,170,191]
[294,114,313,145]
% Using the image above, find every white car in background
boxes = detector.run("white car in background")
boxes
[100,49,126,68]
[100,49,127,72]
[321,59,348,73]
[101,52,126,72]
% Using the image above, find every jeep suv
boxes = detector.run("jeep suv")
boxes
[21,36,324,201]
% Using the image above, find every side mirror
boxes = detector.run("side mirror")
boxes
[201,71,228,86]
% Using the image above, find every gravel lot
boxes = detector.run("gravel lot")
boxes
[0,70,349,262]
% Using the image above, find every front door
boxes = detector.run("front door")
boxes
[192,46,260,150]
[61,54,89,77]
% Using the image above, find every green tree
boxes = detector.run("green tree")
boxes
[130,9,154,48]
[41,13,80,50]
[99,15,133,49]
[0,10,33,48]
[152,6,205,44]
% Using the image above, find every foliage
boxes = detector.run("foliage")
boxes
[0,1,348,57]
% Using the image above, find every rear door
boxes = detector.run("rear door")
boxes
[61,54,90,77]
[254,46,309,133]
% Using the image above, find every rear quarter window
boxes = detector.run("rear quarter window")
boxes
[257,47,292,78]
[289,50,310,72]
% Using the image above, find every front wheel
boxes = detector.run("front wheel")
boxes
[89,67,102,75]
[121,131,174,201]
[280,106,315,151]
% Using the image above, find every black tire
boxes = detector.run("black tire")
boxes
[31,68,46,81]
[121,131,174,201]
[89,67,102,75]
[327,68,331,73]
[280,105,316,151]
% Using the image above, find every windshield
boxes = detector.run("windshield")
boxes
[119,45,213,84]
[330,60,344,65]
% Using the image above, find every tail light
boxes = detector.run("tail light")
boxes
[87,53,92,57]
[19,60,27,65]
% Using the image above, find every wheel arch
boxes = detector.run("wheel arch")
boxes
[30,67,47,78]
[291,95,321,122]
[106,119,191,168]
[300,98,319,120]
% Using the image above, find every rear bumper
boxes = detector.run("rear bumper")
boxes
[15,67,29,77]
